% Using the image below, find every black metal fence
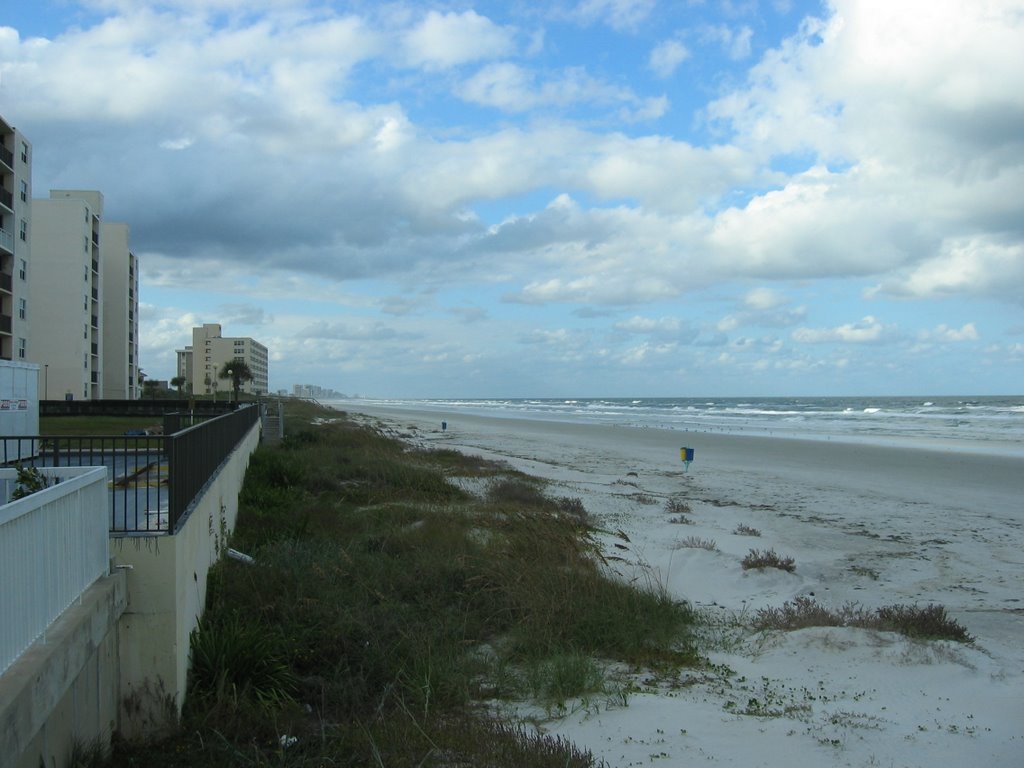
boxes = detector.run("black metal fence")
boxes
[41,399,237,418]
[1,404,260,535]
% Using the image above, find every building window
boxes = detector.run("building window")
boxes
[19,180,27,202]
[84,324,88,339]
[20,142,27,163]
[17,338,26,359]
[84,236,89,253]
[17,298,26,320]
[19,260,26,280]
[19,219,27,241]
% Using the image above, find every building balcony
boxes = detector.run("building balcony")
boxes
[0,188,12,212]
[0,228,12,255]
[0,273,11,294]
[0,144,13,170]
[91,315,99,328]
[0,314,11,334]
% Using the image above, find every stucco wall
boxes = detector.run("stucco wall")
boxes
[0,571,126,768]
[112,420,259,737]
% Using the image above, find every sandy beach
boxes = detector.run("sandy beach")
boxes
[342,403,1023,768]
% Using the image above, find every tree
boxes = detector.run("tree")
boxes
[218,360,253,403]
[171,376,187,394]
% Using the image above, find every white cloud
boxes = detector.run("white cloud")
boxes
[570,0,657,31]
[701,24,754,60]
[923,323,979,342]
[792,315,894,344]
[649,39,690,78]
[744,286,786,310]
[871,238,1024,303]
[402,10,515,69]
[458,63,666,120]
[616,316,682,334]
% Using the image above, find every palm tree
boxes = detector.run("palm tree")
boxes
[218,360,253,403]
[171,375,186,395]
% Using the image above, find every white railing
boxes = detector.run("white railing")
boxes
[0,466,109,676]
[0,227,13,255]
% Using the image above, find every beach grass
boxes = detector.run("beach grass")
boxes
[107,401,696,767]
[741,548,797,572]
[753,596,974,642]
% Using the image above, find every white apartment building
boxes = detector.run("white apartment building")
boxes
[0,115,32,364]
[28,190,112,400]
[101,223,140,399]
[176,323,268,396]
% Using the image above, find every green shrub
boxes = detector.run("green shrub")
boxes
[188,614,296,709]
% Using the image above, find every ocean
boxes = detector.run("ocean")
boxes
[337,395,1024,456]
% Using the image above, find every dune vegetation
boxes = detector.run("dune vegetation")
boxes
[105,401,697,767]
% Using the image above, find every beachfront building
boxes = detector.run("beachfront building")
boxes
[28,189,139,400]
[176,323,268,397]
[292,383,345,399]
[0,115,32,363]
[101,223,140,399]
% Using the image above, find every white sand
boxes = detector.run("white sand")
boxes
[343,404,1024,768]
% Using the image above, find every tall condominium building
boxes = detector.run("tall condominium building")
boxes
[0,115,32,363]
[176,323,269,396]
[101,223,140,399]
[28,190,139,400]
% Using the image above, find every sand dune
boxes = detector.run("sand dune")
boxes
[345,404,1024,768]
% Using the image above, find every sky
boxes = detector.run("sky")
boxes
[1,0,1022,398]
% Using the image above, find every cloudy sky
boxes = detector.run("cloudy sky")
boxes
[2,0,1022,397]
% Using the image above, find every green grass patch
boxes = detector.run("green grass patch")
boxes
[107,404,695,767]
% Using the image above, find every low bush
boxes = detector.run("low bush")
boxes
[873,603,974,642]
[753,596,974,642]
[188,615,296,709]
[556,496,591,527]
[665,497,691,516]
[733,523,761,537]
[674,536,718,551]
[741,548,796,572]
[487,477,550,508]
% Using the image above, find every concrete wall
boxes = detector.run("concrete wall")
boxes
[0,571,127,768]
[111,419,260,736]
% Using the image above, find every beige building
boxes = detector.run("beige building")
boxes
[0,115,32,363]
[101,223,140,399]
[176,323,268,396]
[28,190,139,400]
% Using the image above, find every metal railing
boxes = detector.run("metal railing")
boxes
[165,405,260,532]
[0,404,260,535]
[0,466,108,675]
